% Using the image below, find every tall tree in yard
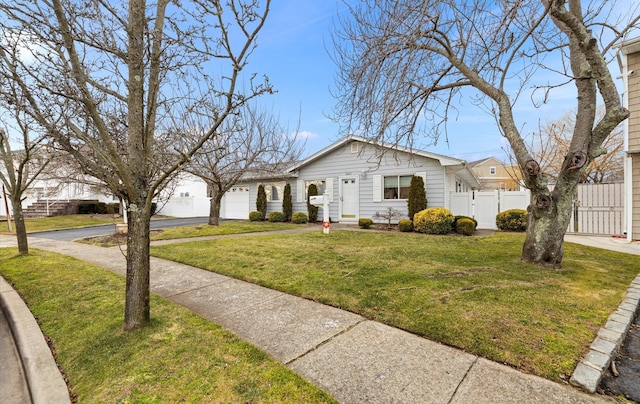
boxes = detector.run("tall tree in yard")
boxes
[182,104,304,226]
[0,0,272,329]
[333,0,639,267]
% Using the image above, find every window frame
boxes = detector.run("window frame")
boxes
[383,175,413,200]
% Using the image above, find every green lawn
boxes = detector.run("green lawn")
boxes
[0,249,335,403]
[150,221,304,240]
[0,214,119,234]
[151,230,639,382]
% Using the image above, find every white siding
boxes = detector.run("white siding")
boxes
[290,141,451,222]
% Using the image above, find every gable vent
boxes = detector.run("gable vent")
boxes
[351,142,359,153]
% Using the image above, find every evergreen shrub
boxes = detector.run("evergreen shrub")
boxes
[256,185,267,219]
[291,212,308,224]
[249,211,263,221]
[413,207,455,234]
[307,184,318,222]
[407,175,427,220]
[268,211,286,222]
[398,219,413,232]
[358,218,373,229]
[454,215,477,230]
[283,183,292,221]
[455,218,476,236]
[496,209,528,232]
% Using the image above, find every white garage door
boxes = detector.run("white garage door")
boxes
[223,186,250,219]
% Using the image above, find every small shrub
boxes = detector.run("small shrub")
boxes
[496,209,528,232]
[78,201,106,214]
[106,203,120,215]
[291,212,308,224]
[358,218,373,229]
[150,202,157,216]
[455,218,476,236]
[249,211,263,221]
[268,211,286,222]
[398,219,413,232]
[413,207,455,234]
[454,215,477,231]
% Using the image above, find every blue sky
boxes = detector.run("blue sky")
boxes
[246,0,638,164]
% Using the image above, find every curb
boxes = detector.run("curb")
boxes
[0,277,70,404]
[570,273,640,393]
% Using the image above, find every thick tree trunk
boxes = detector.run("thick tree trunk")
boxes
[10,197,28,255]
[521,184,575,268]
[208,192,222,226]
[123,201,151,330]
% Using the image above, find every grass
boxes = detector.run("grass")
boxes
[149,221,304,240]
[0,249,336,403]
[77,221,309,247]
[0,214,119,234]
[151,230,639,382]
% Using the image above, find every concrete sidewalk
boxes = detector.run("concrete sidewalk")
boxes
[1,232,622,403]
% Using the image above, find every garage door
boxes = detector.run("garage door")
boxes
[222,186,250,219]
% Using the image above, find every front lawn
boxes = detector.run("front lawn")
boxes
[0,214,118,234]
[0,249,335,403]
[151,230,638,381]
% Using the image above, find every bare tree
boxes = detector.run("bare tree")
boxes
[183,103,305,226]
[0,101,51,254]
[514,109,624,184]
[333,0,639,267]
[0,0,272,330]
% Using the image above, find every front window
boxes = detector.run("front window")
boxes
[490,166,496,175]
[384,175,412,200]
[262,182,285,201]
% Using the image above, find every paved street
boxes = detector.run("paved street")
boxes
[26,217,210,241]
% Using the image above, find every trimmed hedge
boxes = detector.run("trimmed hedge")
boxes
[455,218,476,236]
[398,219,413,232]
[358,218,373,229]
[268,211,286,222]
[292,212,308,224]
[249,211,263,221]
[413,207,455,235]
[496,209,528,232]
[454,215,477,231]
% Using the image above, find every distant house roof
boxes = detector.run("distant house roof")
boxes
[468,156,505,168]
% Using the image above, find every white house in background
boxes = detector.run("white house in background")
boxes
[192,135,480,223]
[619,37,640,242]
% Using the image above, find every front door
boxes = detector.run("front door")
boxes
[339,176,359,222]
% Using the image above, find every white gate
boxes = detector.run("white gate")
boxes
[449,190,530,230]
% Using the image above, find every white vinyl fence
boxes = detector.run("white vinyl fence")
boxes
[449,183,624,235]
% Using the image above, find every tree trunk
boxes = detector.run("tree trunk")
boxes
[208,187,222,226]
[521,184,575,268]
[123,201,151,331]
[10,197,28,255]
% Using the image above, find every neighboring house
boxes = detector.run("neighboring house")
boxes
[619,37,640,241]
[468,157,521,191]
[216,135,480,223]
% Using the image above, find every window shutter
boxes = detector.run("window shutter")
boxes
[325,177,334,202]
[373,175,382,202]
[296,180,304,202]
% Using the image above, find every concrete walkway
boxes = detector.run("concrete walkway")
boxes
[3,230,632,403]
